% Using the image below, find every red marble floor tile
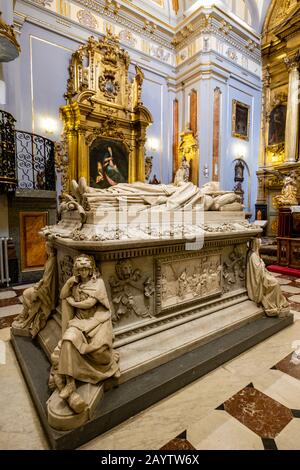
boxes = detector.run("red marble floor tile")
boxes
[0,297,22,308]
[160,438,196,451]
[289,302,300,312]
[223,386,293,439]
[274,353,300,381]
[0,314,17,329]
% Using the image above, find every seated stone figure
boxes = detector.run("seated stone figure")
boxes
[49,254,120,414]
[12,242,58,337]
[247,238,290,317]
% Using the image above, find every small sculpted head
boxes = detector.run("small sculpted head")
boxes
[73,254,96,281]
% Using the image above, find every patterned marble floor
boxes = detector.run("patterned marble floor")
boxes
[1,274,300,450]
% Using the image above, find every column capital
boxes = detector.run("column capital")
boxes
[284,51,300,72]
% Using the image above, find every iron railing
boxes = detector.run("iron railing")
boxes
[15,130,56,191]
[0,109,17,192]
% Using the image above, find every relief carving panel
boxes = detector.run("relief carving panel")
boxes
[222,245,247,293]
[156,252,222,313]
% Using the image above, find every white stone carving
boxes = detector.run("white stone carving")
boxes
[77,9,98,29]
[119,29,137,47]
[247,238,290,317]
[157,253,222,312]
[48,254,120,429]
[109,259,155,323]
[12,243,58,338]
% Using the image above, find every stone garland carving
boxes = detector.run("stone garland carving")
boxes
[49,254,120,415]
[223,246,246,293]
[109,259,155,323]
[12,243,58,337]
[59,255,74,288]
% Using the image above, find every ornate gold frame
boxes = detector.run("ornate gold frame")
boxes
[60,32,152,191]
[232,100,250,141]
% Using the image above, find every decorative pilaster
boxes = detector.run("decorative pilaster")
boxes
[173,98,179,177]
[212,87,221,182]
[284,52,300,163]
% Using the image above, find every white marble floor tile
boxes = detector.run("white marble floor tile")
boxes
[291,310,300,321]
[254,369,300,410]
[0,304,23,319]
[0,342,48,449]
[289,295,300,303]
[13,284,34,291]
[223,321,300,377]
[187,411,264,450]
[281,285,300,294]
[81,368,250,450]
[0,291,17,300]
[276,419,300,450]
[0,327,11,342]
[276,278,292,285]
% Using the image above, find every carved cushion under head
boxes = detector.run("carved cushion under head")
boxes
[202,181,220,193]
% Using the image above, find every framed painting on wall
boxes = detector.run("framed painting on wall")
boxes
[89,138,129,189]
[232,100,250,141]
[268,104,287,146]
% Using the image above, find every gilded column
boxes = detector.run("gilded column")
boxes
[66,131,78,185]
[284,53,300,162]
[78,127,88,181]
[137,136,146,182]
[259,66,271,168]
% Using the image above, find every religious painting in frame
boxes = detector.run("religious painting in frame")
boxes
[232,100,250,141]
[268,104,287,146]
[89,137,129,189]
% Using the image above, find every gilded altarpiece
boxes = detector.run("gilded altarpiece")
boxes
[60,32,152,191]
[257,0,300,236]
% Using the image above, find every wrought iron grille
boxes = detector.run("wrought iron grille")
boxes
[15,131,56,191]
[0,110,17,192]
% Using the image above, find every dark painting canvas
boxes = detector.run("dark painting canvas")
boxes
[268,105,287,146]
[89,138,129,189]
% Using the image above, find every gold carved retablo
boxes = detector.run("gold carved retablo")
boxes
[59,30,152,191]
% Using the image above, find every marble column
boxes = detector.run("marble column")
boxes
[284,53,300,162]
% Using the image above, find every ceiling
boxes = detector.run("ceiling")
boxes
[123,0,272,33]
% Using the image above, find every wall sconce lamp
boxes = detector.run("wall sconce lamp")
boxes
[41,117,57,136]
[147,137,160,153]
